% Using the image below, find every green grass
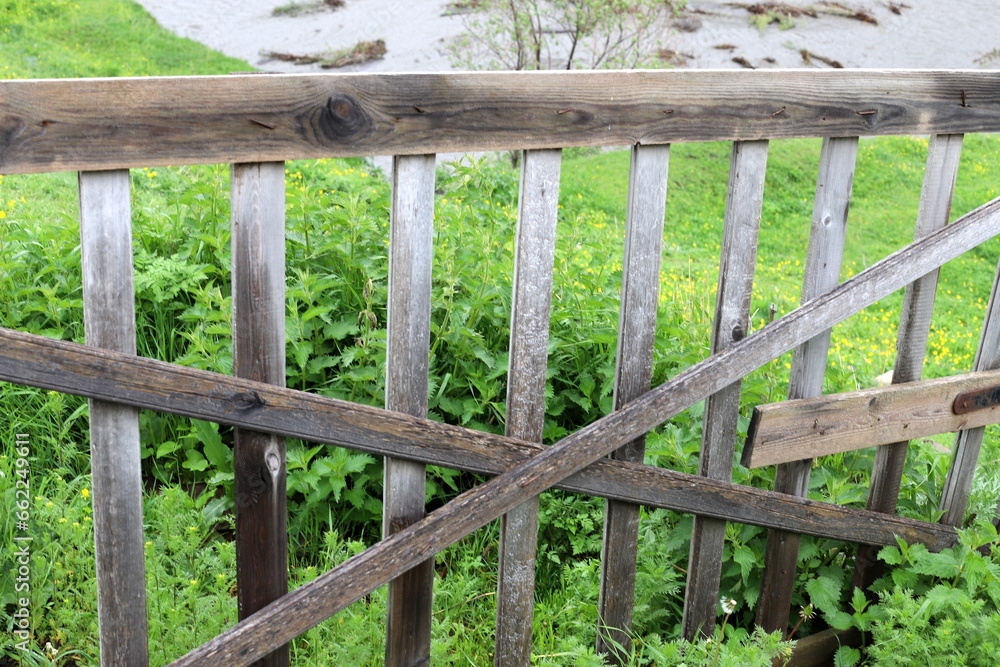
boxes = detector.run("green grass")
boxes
[1,0,250,79]
[560,136,1000,386]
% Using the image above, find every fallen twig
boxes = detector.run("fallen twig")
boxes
[817,1,879,24]
[260,40,386,69]
[800,48,844,68]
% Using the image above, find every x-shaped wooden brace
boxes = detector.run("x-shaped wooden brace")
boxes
[2,196,999,666]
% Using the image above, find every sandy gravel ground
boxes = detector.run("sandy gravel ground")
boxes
[133,0,1000,73]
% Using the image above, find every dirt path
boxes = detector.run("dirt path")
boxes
[134,0,1000,73]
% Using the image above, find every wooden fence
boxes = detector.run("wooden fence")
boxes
[3,69,1000,666]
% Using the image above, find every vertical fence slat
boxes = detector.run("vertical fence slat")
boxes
[756,136,858,633]
[384,154,436,666]
[853,134,963,588]
[682,140,769,640]
[231,162,289,667]
[79,169,149,667]
[594,143,669,662]
[495,149,561,666]
[939,259,1000,526]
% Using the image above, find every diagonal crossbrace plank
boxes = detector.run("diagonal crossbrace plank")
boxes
[146,194,998,665]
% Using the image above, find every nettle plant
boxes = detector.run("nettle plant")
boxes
[793,519,1000,666]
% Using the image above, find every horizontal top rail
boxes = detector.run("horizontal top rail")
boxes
[4,69,1000,173]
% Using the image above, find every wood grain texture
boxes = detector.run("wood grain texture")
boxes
[158,190,1000,666]
[230,162,288,667]
[0,325,958,550]
[597,144,669,662]
[743,369,1000,467]
[78,170,148,667]
[855,133,963,590]
[867,135,964,508]
[496,149,561,667]
[757,136,858,634]
[683,139,768,640]
[6,71,1000,173]
[383,154,436,667]
[939,255,1000,526]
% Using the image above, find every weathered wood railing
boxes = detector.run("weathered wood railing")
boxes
[3,69,1000,666]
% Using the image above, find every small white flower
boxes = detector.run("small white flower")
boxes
[721,597,737,615]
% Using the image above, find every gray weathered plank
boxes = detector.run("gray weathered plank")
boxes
[230,162,288,667]
[939,256,1000,526]
[683,139,768,640]
[496,149,561,666]
[743,369,1000,467]
[867,135,965,508]
[756,136,858,634]
[854,133,963,588]
[5,71,1000,174]
[0,325,957,551]
[597,143,669,662]
[163,191,1000,667]
[78,169,148,667]
[384,154,436,667]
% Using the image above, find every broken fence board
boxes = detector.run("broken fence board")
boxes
[757,136,858,634]
[854,133,964,590]
[743,368,1000,468]
[939,253,1000,526]
[866,134,965,508]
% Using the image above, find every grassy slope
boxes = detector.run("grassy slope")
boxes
[560,136,1000,385]
[2,0,250,78]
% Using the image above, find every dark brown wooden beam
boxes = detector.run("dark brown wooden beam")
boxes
[5,70,1000,174]
[786,628,863,667]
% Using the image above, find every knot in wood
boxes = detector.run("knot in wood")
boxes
[0,114,28,150]
[231,390,266,410]
[317,93,374,144]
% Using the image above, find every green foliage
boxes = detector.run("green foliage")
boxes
[788,520,1000,666]
[626,625,793,666]
[8,137,1000,660]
